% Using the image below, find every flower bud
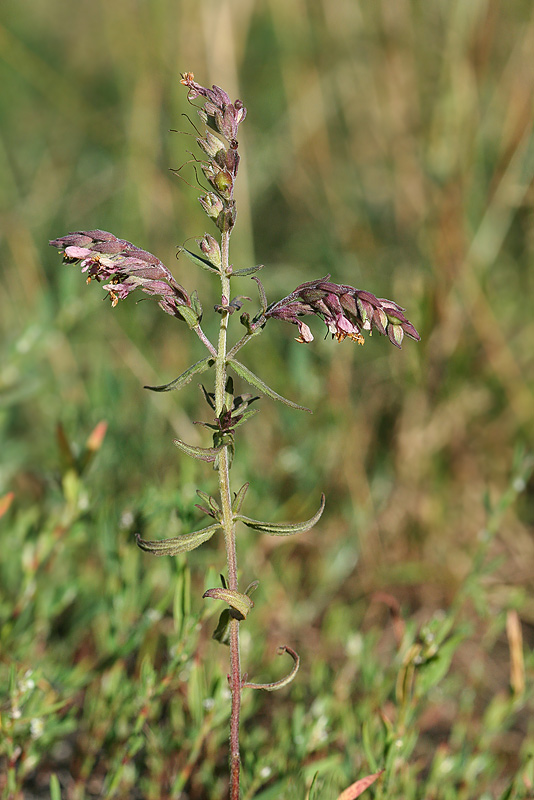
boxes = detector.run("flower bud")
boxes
[180,73,247,143]
[197,130,225,158]
[197,234,222,269]
[220,204,237,233]
[212,170,233,200]
[198,192,224,220]
[202,163,233,200]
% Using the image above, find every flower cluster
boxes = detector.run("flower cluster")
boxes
[180,72,247,234]
[264,278,420,348]
[49,230,193,321]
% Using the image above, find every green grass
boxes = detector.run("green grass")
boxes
[1,1,534,798]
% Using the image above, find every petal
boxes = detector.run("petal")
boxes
[64,246,93,259]
[296,321,314,343]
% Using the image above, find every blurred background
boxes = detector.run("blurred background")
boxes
[1,1,534,798]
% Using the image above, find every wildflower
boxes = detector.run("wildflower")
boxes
[30,718,44,740]
[179,72,247,236]
[264,278,420,348]
[180,72,247,146]
[49,230,193,320]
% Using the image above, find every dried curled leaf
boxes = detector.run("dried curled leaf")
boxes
[203,587,254,620]
[242,645,300,691]
[335,770,384,800]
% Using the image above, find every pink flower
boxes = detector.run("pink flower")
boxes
[264,278,420,348]
[49,230,193,320]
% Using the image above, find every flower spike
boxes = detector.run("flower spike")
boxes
[49,230,194,323]
[264,279,420,348]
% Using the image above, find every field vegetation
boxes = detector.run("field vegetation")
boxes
[1,1,534,798]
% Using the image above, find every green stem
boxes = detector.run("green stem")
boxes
[194,323,217,357]
[226,325,264,361]
[216,228,242,799]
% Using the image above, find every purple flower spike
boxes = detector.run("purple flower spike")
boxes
[180,71,247,146]
[49,230,194,322]
[265,278,420,349]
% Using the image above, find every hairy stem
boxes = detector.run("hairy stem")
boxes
[194,323,217,357]
[216,228,242,798]
[226,326,263,361]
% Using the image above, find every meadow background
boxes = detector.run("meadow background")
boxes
[1,1,534,798]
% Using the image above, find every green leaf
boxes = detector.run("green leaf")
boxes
[176,304,201,329]
[173,565,191,636]
[191,289,203,319]
[144,358,214,392]
[245,579,259,597]
[212,609,231,645]
[178,246,221,274]
[135,523,220,556]
[196,490,220,514]
[50,775,61,800]
[232,408,260,428]
[252,275,268,312]
[231,264,264,276]
[56,422,76,471]
[203,587,254,620]
[232,483,249,514]
[236,493,325,536]
[416,631,466,696]
[228,358,311,413]
[174,437,222,462]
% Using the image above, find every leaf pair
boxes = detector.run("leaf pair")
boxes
[145,355,310,413]
[135,494,326,556]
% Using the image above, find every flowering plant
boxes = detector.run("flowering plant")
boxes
[50,73,419,799]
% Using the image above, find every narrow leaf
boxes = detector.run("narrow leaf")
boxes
[236,493,325,536]
[176,304,201,329]
[196,490,212,505]
[203,587,254,620]
[145,357,214,392]
[231,264,264,276]
[243,645,300,691]
[56,422,76,470]
[191,289,203,318]
[228,359,311,413]
[196,490,220,513]
[174,437,222,462]
[232,408,260,428]
[335,770,384,800]
[178,246,220,274]
[135,523,220,556]
[212,609,231,645]
[245,579,259,597]
[252,275,268,311]
[49,775,61,800]
[232,483,249,514]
